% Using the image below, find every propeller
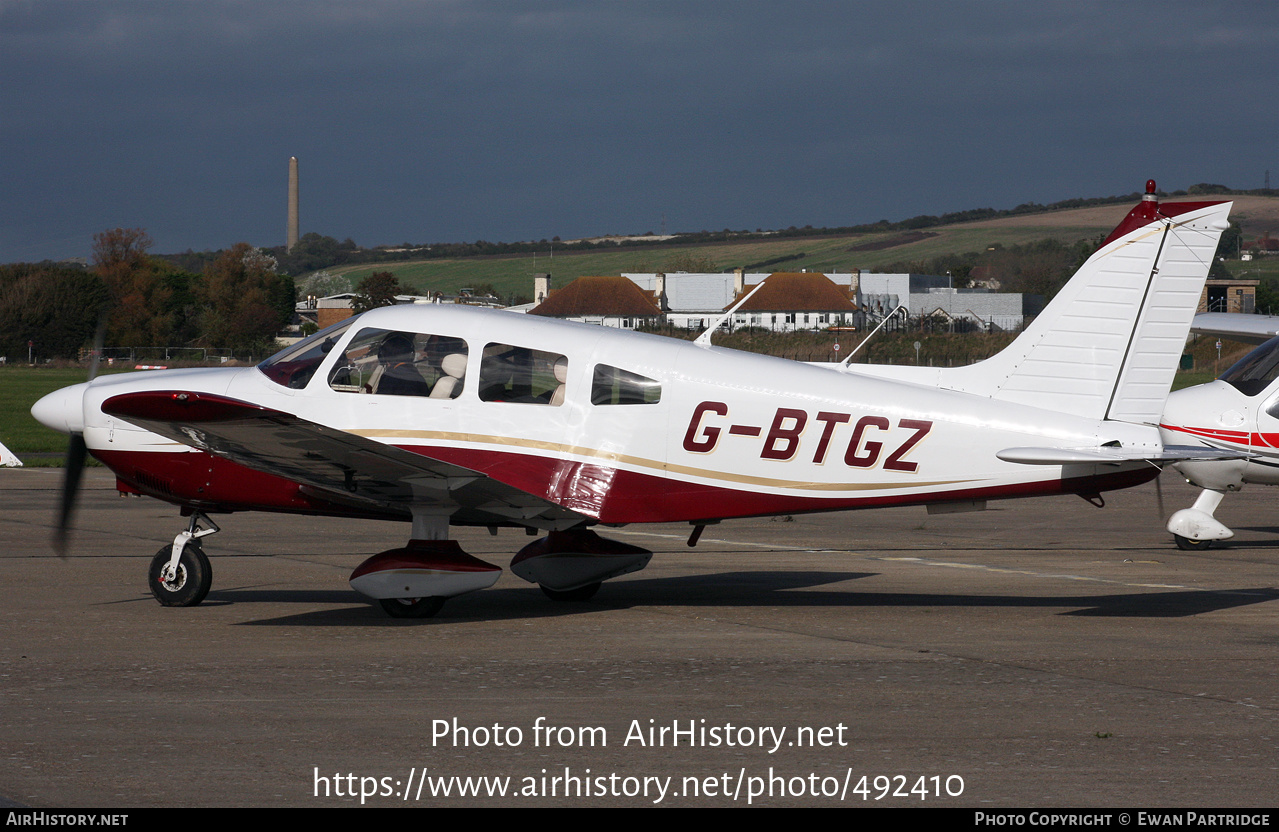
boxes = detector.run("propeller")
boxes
[52,314,107,557]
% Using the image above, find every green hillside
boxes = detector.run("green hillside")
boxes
[324,224,1120,301]
[319,193,1279,301]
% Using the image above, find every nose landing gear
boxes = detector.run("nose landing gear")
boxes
[148,512,219,607]
[1167,488,1232,550]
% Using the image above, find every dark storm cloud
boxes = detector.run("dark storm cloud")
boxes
[2,1,1276,261]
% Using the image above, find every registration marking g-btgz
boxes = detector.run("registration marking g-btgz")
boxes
[682,401,933,472]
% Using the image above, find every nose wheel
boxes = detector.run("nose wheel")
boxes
[148,542,212,607]
[148,511,219,607]
[1167,489,1232,551]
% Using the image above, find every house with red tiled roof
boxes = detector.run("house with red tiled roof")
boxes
[599,270,1037,332]
[724,272,859,332]
[528,275,663,329]
[527,270,1034,334]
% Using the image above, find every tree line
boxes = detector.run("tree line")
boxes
[1,228,294,363]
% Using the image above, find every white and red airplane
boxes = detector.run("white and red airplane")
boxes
[1159,312,1279,548]
[31,183,1234,616]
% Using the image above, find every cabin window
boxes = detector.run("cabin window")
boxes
[258,318,357,389]
[327,327,468,398]
[479,343,568,405]
[1220,336,1279,397]
[591,365,662,405]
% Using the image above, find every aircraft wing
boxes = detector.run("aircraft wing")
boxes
[101,390,587,529]
[997,445,1251,465]
[0,439,21,467]
[1191,312,1279,345]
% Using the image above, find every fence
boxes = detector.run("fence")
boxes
[88,347,255,365]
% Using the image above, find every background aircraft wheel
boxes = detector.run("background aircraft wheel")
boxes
[1174,534,1213,551]
[379,597,445,618]
[540,582,601,602]
[148,543,212,607]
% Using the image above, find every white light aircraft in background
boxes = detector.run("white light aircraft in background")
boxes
[1160,311,1279,548]
[30,182,1234,616]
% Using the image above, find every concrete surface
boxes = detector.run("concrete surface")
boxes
[1,468,1276,807]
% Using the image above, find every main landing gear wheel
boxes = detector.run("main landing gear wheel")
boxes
[1174,534,1213,551]
[148,543,212,607]
[540,582,601,602]
[379,597,445,618]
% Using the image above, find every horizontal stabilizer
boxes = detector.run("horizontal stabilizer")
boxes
[1191,312,1279,346]
[997,445,1251,466]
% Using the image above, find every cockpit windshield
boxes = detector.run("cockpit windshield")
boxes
[1219,335,1279,396]
[258,317,358,389]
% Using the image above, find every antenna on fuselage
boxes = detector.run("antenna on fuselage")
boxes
[693,281,766,347]
[840,304,907,369]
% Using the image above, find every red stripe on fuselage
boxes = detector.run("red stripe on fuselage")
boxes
[1160,423,1279,450]
[405,444,1157,523]
[92,444,1159,525]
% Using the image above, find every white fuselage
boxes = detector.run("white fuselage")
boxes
[53,304,1160,525]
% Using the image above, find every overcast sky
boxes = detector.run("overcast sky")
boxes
[2,1,1277,263]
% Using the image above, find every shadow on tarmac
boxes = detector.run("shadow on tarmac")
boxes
[196,569,1279,626]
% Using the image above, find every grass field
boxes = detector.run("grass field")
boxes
[0,367,132,466]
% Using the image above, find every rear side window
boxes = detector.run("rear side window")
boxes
[479,344,568,405]
[591,364,661,405]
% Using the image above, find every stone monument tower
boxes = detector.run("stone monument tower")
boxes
[287,156,299,252]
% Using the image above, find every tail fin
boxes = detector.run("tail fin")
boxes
[938,183,1232,423]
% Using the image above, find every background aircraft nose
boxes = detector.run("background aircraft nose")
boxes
[32,383,88,434]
